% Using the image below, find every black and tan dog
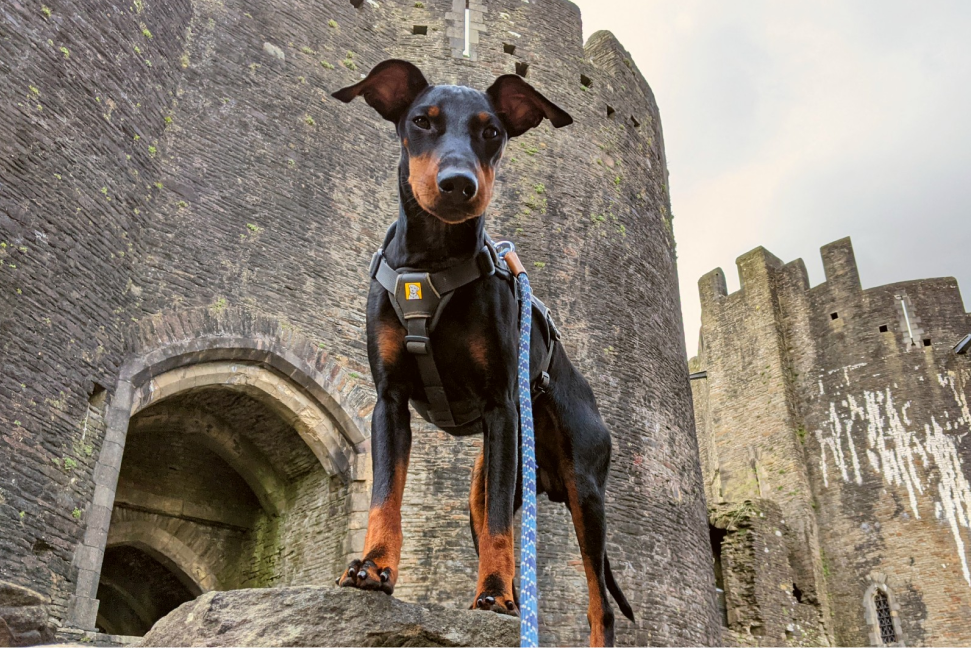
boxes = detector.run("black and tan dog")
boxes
[332,60,633,647]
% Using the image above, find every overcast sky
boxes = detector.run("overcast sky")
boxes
[571,1,971,354]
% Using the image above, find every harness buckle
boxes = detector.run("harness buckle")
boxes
[478,245,498,278]
[405,334,431,355]
[369,249,383,279]
[533,371,551,395]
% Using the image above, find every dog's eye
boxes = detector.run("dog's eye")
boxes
[483,126,499,140]
[413,116,431,130]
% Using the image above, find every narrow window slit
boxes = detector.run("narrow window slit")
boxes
[580,74,592,88]
[630,115,641,128]
[874,589,897,644]
[503,43,516,55]
[515,62,529,77]
[606,105,615,118]
[463,0,470,57]
[413,25,428,35]
[792,583,803,603]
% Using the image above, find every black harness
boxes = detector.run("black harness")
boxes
[369,223,559,429]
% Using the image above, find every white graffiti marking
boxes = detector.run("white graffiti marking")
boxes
[816,381,971,585]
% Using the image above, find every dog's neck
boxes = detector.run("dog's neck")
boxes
[385,177,487,271]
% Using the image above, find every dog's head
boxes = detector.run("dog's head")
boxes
[333,59,572,224]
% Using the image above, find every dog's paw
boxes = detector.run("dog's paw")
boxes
[336,559,395,595]
[472,592,519,616]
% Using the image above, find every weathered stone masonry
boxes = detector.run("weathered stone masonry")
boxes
[691,237,971,646]
[1,0,718,645]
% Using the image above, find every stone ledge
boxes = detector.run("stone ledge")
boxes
[139,587,519,647]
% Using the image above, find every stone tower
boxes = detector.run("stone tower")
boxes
[691,237,971,645]
[0,0,719,645]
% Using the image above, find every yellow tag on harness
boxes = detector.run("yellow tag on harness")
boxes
[404,282,423,300]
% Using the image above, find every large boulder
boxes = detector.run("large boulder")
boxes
[139,587,519,647]
[0,580,54,647]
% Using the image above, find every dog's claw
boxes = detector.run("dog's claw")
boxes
[474,593,519,616]
[338,559,395,595]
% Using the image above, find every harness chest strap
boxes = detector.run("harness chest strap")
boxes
[370,232,559,428]
[370,243,500,428]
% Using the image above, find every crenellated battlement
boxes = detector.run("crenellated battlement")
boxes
[691,235,971,646]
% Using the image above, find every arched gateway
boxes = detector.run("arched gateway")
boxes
[66,315,374,635]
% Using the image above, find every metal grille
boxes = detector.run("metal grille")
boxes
[875,589,897,645]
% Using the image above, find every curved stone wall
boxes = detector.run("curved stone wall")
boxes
[1,1,718,644]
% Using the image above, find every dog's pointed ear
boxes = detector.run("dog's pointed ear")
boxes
[486,75,573,138]
[331,59,430,123]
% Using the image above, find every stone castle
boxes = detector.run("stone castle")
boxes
[0,0,720,646]
[690,238,971,646]
[6,0,968,646]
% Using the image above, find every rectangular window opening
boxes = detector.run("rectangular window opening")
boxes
[879,324,889,333]
[830,312,839,320]
[515,62,529,77]
[630,115,641,128]
[606,105,616,118]
[413,25,428,35]
[923,338,932,347]
[503,43,516,55]
[580,74,592,88]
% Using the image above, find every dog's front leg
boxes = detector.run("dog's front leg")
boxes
[339,388,411,595]
[472,401,519,615]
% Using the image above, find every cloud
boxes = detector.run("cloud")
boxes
[571,0,971,353]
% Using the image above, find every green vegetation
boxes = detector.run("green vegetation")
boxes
[414,1,425,6]
[533,261,546,269]
[328,19,338,28]
[246,223,263,233]
[72,508,82,520]
[534,183,545,194]
[164,115,172,124]
[154,182,163,190]
[299,45,315,55]
[320,60,334,69]
[29,86,39,95]
[41,5,51,18]
[304,114,315,126]
[142,27,153,38]
[148,145,157,156]
[59,46,70,59]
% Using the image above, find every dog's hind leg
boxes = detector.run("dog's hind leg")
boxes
[560,414,616,647]
[469,449,485,556]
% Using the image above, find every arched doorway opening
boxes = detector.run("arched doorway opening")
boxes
[94,362,357,636]
[96,545,197,636]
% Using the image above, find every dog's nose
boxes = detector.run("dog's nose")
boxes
[437,169,478,201]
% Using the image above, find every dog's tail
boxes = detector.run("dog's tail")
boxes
[605,554,635,621]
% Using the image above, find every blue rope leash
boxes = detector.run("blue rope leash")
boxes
[496,242,538,648]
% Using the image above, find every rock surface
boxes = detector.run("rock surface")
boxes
[139,587,518,647]
[0,580,54,647]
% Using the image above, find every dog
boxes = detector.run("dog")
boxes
[332,60,634,647]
